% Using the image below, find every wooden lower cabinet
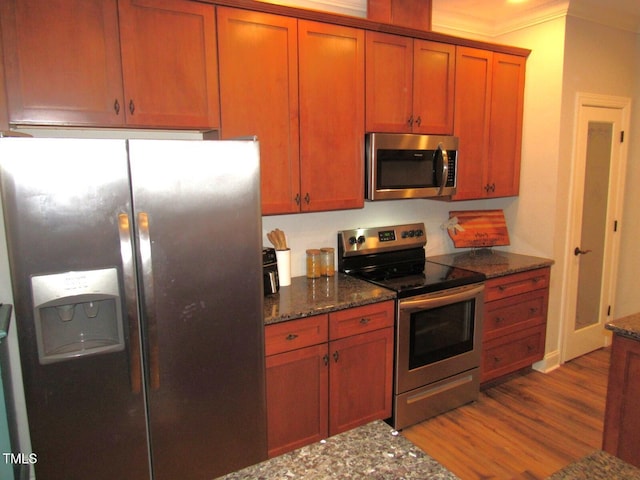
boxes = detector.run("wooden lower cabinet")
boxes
[603,334,640,467]
[266,344,329,458]
[265,301,394,457]
[481,267,550,384]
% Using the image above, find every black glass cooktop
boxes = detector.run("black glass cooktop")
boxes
[358,261,486,298]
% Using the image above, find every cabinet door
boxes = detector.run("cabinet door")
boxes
[0,0,124,126]
[0,29,9,131]
[453,47,492,200]
[266,344,329,458]
[603,334,640,468]
[329,327,393,435]
[298,21,365,212]
[217,8,300,215]
[412,40,455,134]
[365,32,413,133]
[487,53,525,197]
[118,0,219,129]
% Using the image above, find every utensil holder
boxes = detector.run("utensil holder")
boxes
[275,249,291,286]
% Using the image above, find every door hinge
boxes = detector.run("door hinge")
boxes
[620,131,625,143]
[607,305,611,316]
[614,220,618,232]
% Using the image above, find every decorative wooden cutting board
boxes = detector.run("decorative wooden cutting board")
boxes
[447,210,510,248]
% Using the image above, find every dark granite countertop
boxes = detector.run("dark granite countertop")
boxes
[429,249,554,279]
[606,312,640,341]
[264,273,396,325]
[547,450,640,479]
[215,420,459,479]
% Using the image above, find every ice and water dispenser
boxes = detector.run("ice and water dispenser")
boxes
[30,268,125,364]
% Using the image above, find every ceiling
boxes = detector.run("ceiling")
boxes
[432,0,640,36]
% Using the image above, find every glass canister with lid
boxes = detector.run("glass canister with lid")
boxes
[320,247,335,277]
[306,249,322,278]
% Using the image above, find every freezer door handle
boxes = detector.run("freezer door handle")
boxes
[118,213,143,394]
[137,212,160,390]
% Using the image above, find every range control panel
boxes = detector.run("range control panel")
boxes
[337,223,427,257]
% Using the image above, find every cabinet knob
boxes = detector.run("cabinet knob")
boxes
[294,193,301,206]
[304,193,311,205]
[323,354,329,366]
[333,351,339,363]
[407,115,414,126]
[285,333,298,341]
[114,99,121,115]
[415,115,422,126]
[359,317,370,325]
[129,99,135,115]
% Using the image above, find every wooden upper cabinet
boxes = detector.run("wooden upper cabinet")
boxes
[412,39,455,134]
[453,47,525,200]
[1,0,124,126]
[365,31,454,134]
[217,7,300,215]
[0,0,219,129]
[118,0,219,129]
[487,53,525,197]
[298,20,365,212]
[365,32,413,133]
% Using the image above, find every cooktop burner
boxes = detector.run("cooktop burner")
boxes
[338,222,485,298]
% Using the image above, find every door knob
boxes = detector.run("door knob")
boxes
[574,247,592,256]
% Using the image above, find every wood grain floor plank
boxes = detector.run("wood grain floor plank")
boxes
[402,348,610,480]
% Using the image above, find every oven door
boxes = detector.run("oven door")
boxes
[396,282,484,394]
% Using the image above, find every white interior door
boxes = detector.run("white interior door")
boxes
[562,94,630,362]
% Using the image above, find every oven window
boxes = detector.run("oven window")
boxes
[377,149,437,189]
[409,299,475,370]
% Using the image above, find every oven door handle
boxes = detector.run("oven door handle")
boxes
[400,283,485,311]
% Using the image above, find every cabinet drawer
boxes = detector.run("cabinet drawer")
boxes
[481,325,546,383]
[485,267,550,302]
[265,315,328,356]
[329,301,394,340]
[483,290,548,341]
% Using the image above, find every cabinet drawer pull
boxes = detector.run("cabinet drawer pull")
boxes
[407,115,414,126]
[333,351,339,363]
[304,192,311,204]
[323,353,329,366]
[498,285,507,291]
[529,307,539,315]
[415,115,422,126]
[294,193,301,206]
[359,317,370,325]
[114,99,121,115]
[285,333,298,341]
[493,356,502,364]
[129,99,135,115]
[495,316,504,324]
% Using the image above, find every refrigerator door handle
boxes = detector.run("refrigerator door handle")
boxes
[137,212,160,390]
[118,213,143,394]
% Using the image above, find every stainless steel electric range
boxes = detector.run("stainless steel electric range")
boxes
[338,222,486,430]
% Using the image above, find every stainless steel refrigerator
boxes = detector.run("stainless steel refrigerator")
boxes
[0,138,268,480]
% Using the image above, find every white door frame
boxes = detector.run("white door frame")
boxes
[560,92,630,362]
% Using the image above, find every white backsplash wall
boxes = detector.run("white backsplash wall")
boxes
[262,196,518,277]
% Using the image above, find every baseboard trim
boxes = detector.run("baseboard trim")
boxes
[532,350,561,373]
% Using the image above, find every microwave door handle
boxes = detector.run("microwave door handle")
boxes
[437,144,449,195]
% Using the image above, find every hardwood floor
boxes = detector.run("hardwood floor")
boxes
[402,348,611,480]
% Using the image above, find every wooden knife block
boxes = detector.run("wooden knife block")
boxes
[367,0,432,31]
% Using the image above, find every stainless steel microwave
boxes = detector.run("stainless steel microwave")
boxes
[365,133,458,200]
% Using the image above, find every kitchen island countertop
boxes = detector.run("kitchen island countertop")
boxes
[606,312,640,341]
[429,249,554,279]
[215,420,459,479]
[263,273,396,325]
[547,450,640,479]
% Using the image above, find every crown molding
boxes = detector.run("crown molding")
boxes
[432,1,569,38]
[256,0,366,17]
[568,0,640,33]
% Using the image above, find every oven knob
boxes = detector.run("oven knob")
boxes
[357,235,366,245]
[416,229,424,237]
[408,230,415,237]
[348,236,358,245]
[401,230,408,239]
